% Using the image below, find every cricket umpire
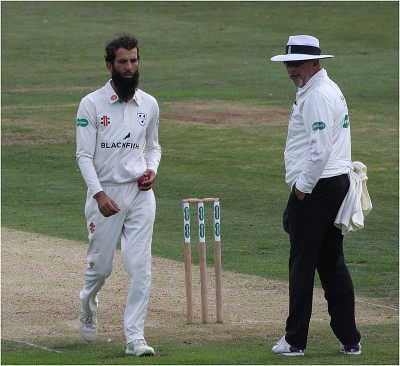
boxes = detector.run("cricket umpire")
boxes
[76,33,161,356]
[270,35,361,356]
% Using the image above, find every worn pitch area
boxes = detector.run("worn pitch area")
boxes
[2,227,398,346]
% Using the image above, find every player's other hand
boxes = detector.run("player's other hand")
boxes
[138,169,156,191]
[94,191,120,217]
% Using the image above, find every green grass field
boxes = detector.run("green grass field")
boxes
[1,1,398,364]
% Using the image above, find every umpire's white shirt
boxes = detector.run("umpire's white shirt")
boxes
[285,69,352,193]
[76,80,161,197]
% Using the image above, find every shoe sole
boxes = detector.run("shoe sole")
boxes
[340,345,361,355]
[79,329,98,341]
[340,350,361,355]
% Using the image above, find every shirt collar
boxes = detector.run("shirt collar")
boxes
[105,80,141,105]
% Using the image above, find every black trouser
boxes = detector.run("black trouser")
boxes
[284,174,361,350]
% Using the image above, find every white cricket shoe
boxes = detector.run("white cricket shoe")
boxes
[78,313,98,341]
[126,339,155,356]
[272,335,304,356]
[78,292,99,341]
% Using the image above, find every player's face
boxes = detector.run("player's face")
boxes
[109,48,139,78]
[108,48,140,101]
[285,60,319,88]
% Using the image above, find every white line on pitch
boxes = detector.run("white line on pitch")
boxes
[355,299,399,311]
[1,337,62,354]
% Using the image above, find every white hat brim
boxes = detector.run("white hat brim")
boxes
[271,54,334,62]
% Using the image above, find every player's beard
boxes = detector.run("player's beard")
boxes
[112,69,140,102]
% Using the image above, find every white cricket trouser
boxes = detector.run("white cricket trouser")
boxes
[80,182,156,344]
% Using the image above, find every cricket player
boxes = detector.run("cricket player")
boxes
[76,33,161,356]
[270,35,361,356]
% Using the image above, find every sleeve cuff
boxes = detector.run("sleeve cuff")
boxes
[295,178,314,194]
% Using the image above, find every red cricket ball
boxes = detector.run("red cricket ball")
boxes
[137,175,148,187]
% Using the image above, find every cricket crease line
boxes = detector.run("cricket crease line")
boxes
[1,337,63,354]
[355,299,399,311]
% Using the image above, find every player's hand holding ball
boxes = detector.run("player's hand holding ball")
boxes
[137,175,149,186]
[138,170,156,191]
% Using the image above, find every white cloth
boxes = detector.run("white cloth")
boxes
[80,183,155,343]
[334,161,372,235]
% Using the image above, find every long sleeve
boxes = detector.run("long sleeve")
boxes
[76,96,103,197]
[295,92,333,193]
[143,103,162,174]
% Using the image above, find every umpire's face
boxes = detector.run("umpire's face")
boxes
[285,59,320,88]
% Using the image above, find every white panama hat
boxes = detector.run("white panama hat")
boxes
[271,35,334,62]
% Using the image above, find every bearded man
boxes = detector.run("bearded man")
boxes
[75,33,161,357]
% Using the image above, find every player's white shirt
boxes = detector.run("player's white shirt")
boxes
[285,69,352,193]
[76,80,161,197]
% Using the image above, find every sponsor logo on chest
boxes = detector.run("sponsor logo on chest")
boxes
[101,142,140,149]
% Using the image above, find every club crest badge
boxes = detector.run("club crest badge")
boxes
[138,113,147,126]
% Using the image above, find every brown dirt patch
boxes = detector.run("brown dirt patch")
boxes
[2,228,398,346]
[161,101,289,126]
[2,102,289,146]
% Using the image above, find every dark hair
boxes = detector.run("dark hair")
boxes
[104,33,140,63]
